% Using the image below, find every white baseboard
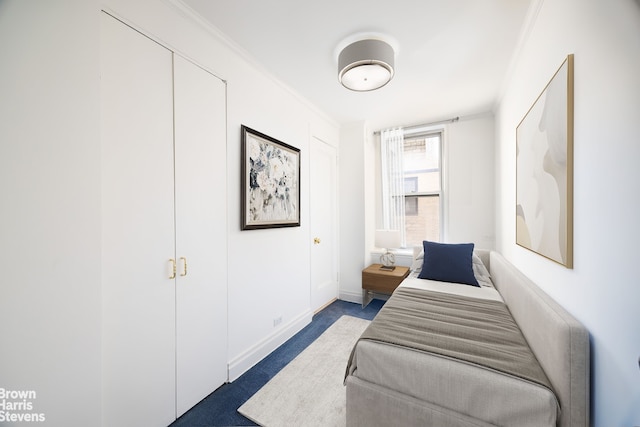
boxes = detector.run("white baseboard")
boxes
[339,289,362,304]
[227,309,313,382]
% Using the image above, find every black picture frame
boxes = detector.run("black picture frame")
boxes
[241,125,301,230]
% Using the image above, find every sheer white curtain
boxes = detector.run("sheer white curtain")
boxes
[380,128,406,247]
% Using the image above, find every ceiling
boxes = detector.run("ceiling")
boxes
[181,0,533,130]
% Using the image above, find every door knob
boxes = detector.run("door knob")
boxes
[313,237,321,244]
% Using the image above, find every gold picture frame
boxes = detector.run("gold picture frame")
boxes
[516,54,574,268]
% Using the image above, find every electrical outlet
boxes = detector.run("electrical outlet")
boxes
[273,316,282,327]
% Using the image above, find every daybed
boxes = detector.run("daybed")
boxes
[345,245,589,427]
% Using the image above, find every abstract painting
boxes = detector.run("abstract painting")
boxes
[241,125,300,230]
[516,54,574,267]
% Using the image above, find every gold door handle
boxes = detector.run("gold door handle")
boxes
[169,258,177,279]
[314,237,321,244]
[180,257,187,277]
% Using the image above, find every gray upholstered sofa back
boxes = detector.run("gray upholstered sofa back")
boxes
[488,251,589,427]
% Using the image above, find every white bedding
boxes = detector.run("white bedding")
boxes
[399,272,504,302]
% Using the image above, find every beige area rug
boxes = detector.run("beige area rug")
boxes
[238,315,370,427]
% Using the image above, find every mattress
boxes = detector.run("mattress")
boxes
[352,341,558,426]
[349,277,559,427]
[398,271,503,302]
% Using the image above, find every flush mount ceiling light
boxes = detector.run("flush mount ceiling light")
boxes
[338,39,395,92]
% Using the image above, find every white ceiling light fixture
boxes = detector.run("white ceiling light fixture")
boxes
[338,39,395,92]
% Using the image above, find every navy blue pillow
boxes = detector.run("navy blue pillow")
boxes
[417,241,480,287]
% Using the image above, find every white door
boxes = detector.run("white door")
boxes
[100,12,176,427]
[310,137,339,312]
[173,54,228,416]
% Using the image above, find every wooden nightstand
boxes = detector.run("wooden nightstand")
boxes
[362,264,410,308]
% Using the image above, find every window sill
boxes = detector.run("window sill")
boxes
[371,248,415,268]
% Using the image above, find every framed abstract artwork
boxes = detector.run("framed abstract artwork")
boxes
[241,125,301,230]
[516,54,574,267]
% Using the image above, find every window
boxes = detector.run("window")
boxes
[402,133,441,246]
[405,196,418,216]
[380,129,442,248]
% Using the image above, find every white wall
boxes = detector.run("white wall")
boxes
[338,122,370,303]
[495,0,640,425]
[444,114,495,248]
[0,1,102,426]
[0,0,339,423]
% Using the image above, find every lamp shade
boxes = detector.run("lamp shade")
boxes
[375,229,401,249]
[338,39,394,91]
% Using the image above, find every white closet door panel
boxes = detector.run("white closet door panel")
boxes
[310,138,339,312]
[100,13,176,427]
[173,54,228,416]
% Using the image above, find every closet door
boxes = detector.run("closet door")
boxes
[100,13,176,427]
[173,54,228,416]
[310,137,339,312]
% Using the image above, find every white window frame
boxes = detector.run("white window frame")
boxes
[380,127,445,249]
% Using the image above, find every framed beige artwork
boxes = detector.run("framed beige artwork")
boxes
[516,54,574,268]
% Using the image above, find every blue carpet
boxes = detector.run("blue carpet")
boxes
[170,299,384,427]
